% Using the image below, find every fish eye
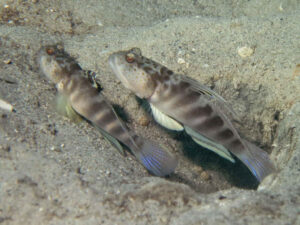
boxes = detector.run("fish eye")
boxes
[46,47,55,55]
[125,53,135,63]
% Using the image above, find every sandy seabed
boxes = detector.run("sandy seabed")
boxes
[0,0,299,224]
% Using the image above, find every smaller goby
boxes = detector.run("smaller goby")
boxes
[38,45,177,177]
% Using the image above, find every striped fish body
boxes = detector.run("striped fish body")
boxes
[109,48,275,182]
[57,74,134,146]
[38,45,177,176]
[149,75,239,162]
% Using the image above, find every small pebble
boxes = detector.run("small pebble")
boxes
[97,21,103,27]
[194,165,203,173]
[219,195,227,200]
[237,46,254,58]
[50,145,61,152]
[292,64,300,79]
[138,115,150,126]
[177,58,186,64]
[0,99,14,112]
[3,59,12,64]
[200,171,211,181]
[0,145,11,152]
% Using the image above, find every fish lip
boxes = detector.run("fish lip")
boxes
[108,53,117,66]
[108,54,118,74]
[108,53,124,82]
[108,55,118,77]
[108,53,131,89]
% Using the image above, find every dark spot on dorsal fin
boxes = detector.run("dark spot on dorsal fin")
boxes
[160,66,173,76]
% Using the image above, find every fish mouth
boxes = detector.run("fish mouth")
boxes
[108,54,122,79]
[108,54,117,72]
[108,53,131,89]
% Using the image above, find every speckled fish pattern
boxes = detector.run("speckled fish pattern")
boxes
[109,47,275,182]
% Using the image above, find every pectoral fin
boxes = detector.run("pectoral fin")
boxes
[56,94,82,123]
[185,126,235,163]
[150,103,184,131]
[56,94,125,155]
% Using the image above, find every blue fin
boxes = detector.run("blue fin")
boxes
[136,140,178,177]
[239,140,275,182]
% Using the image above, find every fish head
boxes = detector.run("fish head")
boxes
[38,44,81,84]
[109,48,158,99]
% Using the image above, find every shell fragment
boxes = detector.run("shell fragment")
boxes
[0,99,14,112]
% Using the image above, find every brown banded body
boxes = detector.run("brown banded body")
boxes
[109,47,275,182]
[38,45,177,177]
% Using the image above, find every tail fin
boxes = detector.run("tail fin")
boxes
[238,140,275,182]
[135,140,178,177]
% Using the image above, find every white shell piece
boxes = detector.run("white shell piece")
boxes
[0,99,13,112]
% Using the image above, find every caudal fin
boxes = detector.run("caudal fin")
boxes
[135,140,178,177]
[238,140,275,182]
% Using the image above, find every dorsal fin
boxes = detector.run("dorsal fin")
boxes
[177,74,240,121]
